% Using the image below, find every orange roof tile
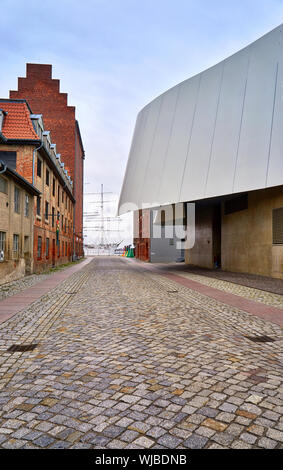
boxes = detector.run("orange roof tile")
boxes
[0,100,39,140]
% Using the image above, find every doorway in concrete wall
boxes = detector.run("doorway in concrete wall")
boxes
[213,204,222,268]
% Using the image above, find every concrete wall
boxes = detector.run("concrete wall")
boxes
[185,186,283,279]
[0,259,26,285]
[185,205,214,269]
[222,186,283,279]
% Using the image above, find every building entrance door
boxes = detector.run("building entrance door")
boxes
[52,239,55,267]
[213,204,222,268]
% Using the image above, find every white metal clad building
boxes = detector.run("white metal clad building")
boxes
[118,24,283,215]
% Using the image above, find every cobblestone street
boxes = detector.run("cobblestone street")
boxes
[0,257,282,449]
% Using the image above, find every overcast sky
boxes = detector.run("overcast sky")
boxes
[1,0,283,245]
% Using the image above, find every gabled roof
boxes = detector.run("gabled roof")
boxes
[0,163,41,196]
[0,99,39,141]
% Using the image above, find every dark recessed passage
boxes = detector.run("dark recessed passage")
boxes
[167,290,178,294]
[7,343,39,352]
[245,335,275,343]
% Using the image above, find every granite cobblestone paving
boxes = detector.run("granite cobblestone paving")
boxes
[168,270,283,309]
[0,257,282,449]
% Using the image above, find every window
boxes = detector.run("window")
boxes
[52,178,55,197]
[62,214,64,230]
[14,186,20,213]
[13,234,19,254]
[52,207,55,228]
[37,157,42,178]
[62,191,64,204]
[45,201,49,221]
[24,236,29,253]
[273,208,283,245]
[65,241,67,256]
[25,194,29,217]
[37,236,42,259]
[46,237,49,259]
[46,169,50,186]
[0,232,6,253]
[0,151,16,169]
[36,196,41,216]
[0,176,8,194]
[57,186,60,206]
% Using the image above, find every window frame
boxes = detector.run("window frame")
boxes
[13,234,19,254]
[36,196,41,217]
[0,231,6,253]
[0,175,8,194]
[37,235,42,260]
[37,157,42,178]
[14,186,20,214]
[46,168,50,186]
[46,237,50,259]
[24,193,29,217]
[45,201,49,222]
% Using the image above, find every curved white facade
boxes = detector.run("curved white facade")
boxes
[118,24,283,215]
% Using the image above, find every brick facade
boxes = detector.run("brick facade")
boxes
[0,141,74,272]
[10,64,84,257]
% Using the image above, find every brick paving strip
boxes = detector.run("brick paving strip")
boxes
[0,258,93,325]
[129,261,283,327]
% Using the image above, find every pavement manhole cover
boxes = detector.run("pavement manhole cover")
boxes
[7,343,39,352]
[244,335,275,343]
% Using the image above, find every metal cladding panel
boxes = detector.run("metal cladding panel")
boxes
[142,86,179,208]
[267,59,283,187]
[180,62,224,202]
[118,25,283,216]
[205,48,251,198]
[158,75,201,204]
[118,111,147,212]
[135,96,163,208]
[233,28,281,193]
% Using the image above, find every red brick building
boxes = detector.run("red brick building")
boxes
[10,63,84,258]
[133,210,150,262]
[0,99,75,272]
